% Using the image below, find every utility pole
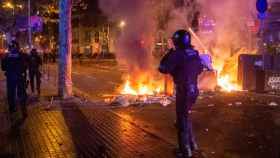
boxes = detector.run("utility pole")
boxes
[58,0,73,98]
[28,0,32,48]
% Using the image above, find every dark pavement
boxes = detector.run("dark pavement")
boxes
[0,60,280,158]
[0,92,174,158]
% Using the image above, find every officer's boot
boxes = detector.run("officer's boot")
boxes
[182,145,192,158]
[188,122,198,152]
[176,132,193,158]
[190,140,198,152]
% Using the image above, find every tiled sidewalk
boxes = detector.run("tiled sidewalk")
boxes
[0,100,175,158]
[0,93,175,158]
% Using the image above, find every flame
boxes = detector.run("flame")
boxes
[212,53,242,92]
[120,79,163,95]
[121,80,138,95]
[217,75,240,92]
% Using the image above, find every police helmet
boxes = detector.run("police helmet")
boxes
[172,29,191,49]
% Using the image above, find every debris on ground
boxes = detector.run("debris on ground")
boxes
[208,104,215,107]
[235,102,242,106]
[268,102,278,107]
[160,98,172,107]
[104,95,173,107]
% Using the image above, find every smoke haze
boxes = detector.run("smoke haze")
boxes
[100,0,258,90]
[99,0,158,81]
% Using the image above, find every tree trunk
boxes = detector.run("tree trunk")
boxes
[58,0,73,98]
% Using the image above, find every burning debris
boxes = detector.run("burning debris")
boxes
[103,94,173,107]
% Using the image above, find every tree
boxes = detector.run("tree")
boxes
[58,0,72,98]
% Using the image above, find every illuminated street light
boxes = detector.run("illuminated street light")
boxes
[16,4,23,9]
[3,2,14,9]
[3,2,24,9]
[119,20,126,28]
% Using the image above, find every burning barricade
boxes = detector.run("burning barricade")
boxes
[103,52,229,107]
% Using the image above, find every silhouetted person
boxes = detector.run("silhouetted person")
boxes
[43,51,49,64]
[1,40,27,117]
[51,49,57,63]
[28,49,42,95]
[159,30,203,158]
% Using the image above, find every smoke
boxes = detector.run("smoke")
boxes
[197,0,257,82]
[100,0,258,90]
[99,0,158,81]
[197,0,257,90]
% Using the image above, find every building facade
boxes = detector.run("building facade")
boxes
[72,25,114,56]
[264,0,280,54]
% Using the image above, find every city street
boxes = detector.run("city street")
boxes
[1,61,280,158]
[0,0,279,157]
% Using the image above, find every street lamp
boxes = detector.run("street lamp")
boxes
[2,2,24,15]
[16,4,23,9]
[3,1,15,15]
[119,20,126,28]
[3,2,14,9]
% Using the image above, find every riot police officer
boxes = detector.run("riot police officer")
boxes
[28,48,42,95]
[159,30,203,158]
[1,40,28,117]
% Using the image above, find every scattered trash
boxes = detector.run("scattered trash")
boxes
[160,98,172,107]
[228,103,233,106]
[105,94,173,107]
[205,128,209,132]
[211,151,215,154]
[268,102,278,107]
[235,102,242,106]
[104,98,113,103]
[208,104,215,107]
[113,96,133,107]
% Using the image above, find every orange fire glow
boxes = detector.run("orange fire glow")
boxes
[217,74,241,92]
[212,50,244,92]
[119,47,250,95]
[120,80,163,95]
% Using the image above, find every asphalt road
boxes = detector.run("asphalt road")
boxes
[46,60,124,100]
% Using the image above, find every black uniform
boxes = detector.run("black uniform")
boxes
[159,30,203,158]
[159,48,203,157]
[28,50,42,95]
[1,49,27,114]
